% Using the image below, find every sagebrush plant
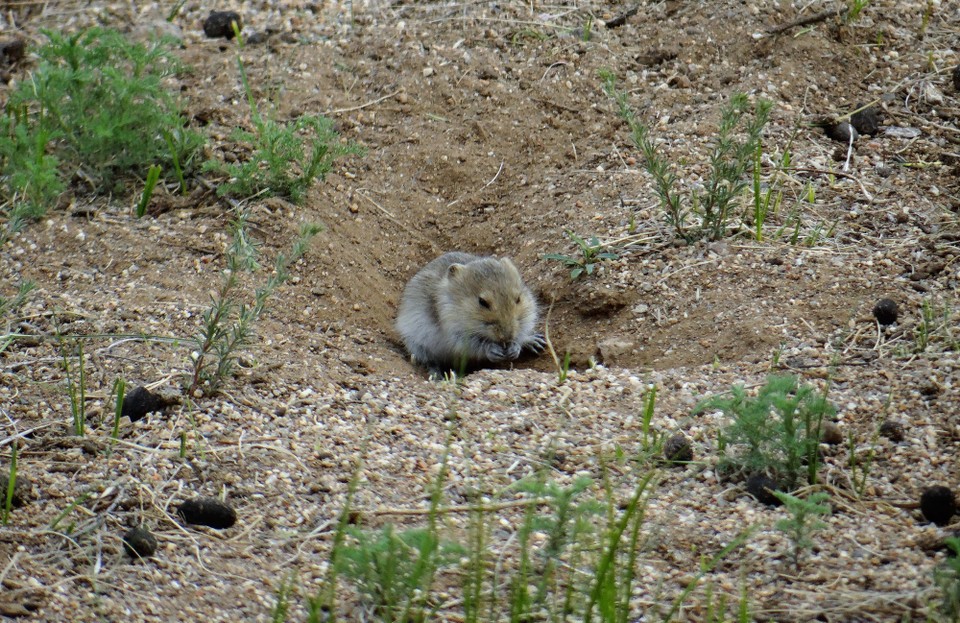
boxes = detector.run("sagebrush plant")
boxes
[0,28,203,225]
[773,490,830,570]
[188,220,322,395]
[335,524,465,621]
[204,32,362,204]
[699,375,836,489]
[601,70,772,242]
[544,231,619,280]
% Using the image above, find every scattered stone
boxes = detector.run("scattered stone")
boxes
[745,473,781,506]
[920,485,956,526]
[872,298,899,325]
[850,104,880,136]
[177,497,237,530]
[0,473,29,507]
[122,386,166,422]
[203,11,242,39]
[663,434,693,464]
[825,121,858,143]
[878,419,905,442]
[820,421,843,445]
[123,526,158,559]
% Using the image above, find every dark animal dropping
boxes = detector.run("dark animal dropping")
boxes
[663,434,693,463]
[178,497,237,530]
[745,473,781,506]
[872,298,898,325]
[920,485,956,526]
[122,386,165,422]
[123,526,158,559]
[204,11,242,39]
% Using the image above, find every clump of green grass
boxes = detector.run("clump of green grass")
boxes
[0,281,36,354]
[203,34,362,204]
[601,70,772,242]
[544,231,619,280]
[936,537,960,621]
[773,490,831,570]
[0,28,204,232]
[698,375,835,489]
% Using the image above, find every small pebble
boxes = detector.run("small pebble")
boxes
[872,298,899,326]
[920,485,956,526]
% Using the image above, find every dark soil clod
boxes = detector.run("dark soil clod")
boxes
[177,497,238,530]
[745,473,782,506]
[663,433,693,464]
[203,11,242,39]
[872,298,899,325]
[123,526,158,559]
[850,104,881,136]
[953,64,960,92]
[919,485,956,526]
[122,386,166,422]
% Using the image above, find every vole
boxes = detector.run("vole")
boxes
[396,252,544,373]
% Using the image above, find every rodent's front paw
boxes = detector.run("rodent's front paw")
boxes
[484,343,508,362]
[524,333,546,354]
[505,342,522,360]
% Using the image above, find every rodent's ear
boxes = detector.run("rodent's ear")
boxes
[447,263,464,278]
[500,257,519,273]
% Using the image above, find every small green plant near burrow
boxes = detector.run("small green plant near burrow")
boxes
[335,524,465,621]
[136,164,163,218]
[271,572,297,623]
[640,384,658,452]
[0,28,204,211]
[602,70,772,242]
[203,32,362,204]
[187,221,322,395]
[698,375,836,489]
[2,441,18,525]
[773,490,831,570]
[912,298,958,354]
[544,231,619,280]
[0,281,36,354]
[845,0,870,24]
[58,338,87,436]
[935,537,960,622]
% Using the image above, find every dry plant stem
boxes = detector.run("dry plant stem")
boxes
[368,497,550,517]
[766,7,848,34]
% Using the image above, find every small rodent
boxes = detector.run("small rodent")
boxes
[396,252,544,373]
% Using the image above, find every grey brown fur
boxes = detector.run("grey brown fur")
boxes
[396,252,544,372]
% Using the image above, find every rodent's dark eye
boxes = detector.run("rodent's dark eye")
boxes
[478,297,491,310]
[515,296,521,305]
